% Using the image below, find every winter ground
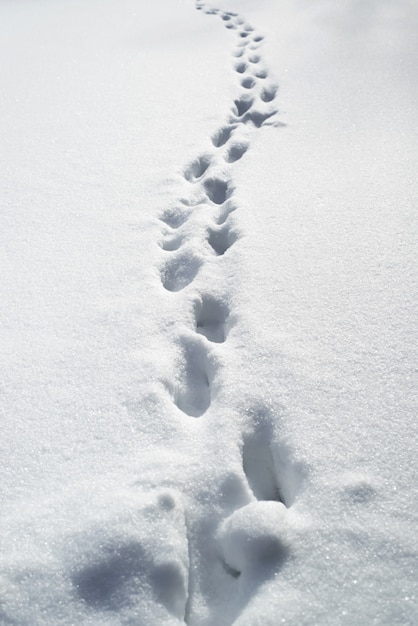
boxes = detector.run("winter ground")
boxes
[0,0,417,624]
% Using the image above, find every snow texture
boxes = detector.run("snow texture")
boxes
[0,0,417,624]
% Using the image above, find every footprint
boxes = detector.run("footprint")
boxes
[161,251,201,292]
[194,295,229,343]
[207,221,237,256]
[232,49,244,58]
[242,109,278,128]
[221,14,231,21]
[255,69,268,79]
[252,35,264,43]
[242,408,284,503]
[203,177,234,205]
[184,155,211,182]
[173,338,212,417]
[224,141,249,163]
[260,85,278,103]
[241,77,256,89]
[72,540,149,611]
[161,233,184,252]
[239,31,250,39]
[211,124,237,147]
[248,54,260,64]
[160,207,191,229]
[232,96,253,117]
[234,62,248,74]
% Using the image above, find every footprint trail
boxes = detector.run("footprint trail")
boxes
[156,2,291,621]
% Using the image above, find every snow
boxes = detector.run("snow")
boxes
[1,0,417,624]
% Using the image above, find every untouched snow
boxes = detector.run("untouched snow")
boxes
[1,0,417,624]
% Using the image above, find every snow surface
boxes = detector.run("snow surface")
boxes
[1,0,417,624]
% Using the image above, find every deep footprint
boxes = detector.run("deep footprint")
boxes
[203,177,234,205]
[241,109,278,127]
[207,222,237,256]
[235,62,248,74]
[184,155,211,182]
[261,85,278,103]
[241,77,256,89]
[174,339,211,417]
[212,125,237,147]
[233,96,253,117]
[161,252,201,292]
[242,414,284,503]
[225,141,249,163]
[195,296,229,343]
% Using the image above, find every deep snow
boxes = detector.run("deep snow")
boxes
[0,0,417,624]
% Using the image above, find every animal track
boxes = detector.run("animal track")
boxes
[260,85,278,103]
[255,69,268,79]
[160,207,191,229]
[173,338,212,417]
[234,62,248,74]
[242,407,285,503]
[203,177,233,205]
[240,109,278,128]
[248,54,260,64]
[241,77,256,89]
[212,125,237,147]
[207,221,237,256]
[233,96,253,117]
[161,252,201,292]
[184,155,212,182]
[195,295,229,343]
[225,141,249,163]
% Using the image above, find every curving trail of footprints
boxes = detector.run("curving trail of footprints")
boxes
[159,2,281,419]
[157,3,292,618]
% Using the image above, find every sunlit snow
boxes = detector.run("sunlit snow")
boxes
[1,0,417,624]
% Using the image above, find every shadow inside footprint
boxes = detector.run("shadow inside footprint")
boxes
[207,222,237,256]
[184,155,211,182]
[195,295,229,343]
[242,109,277,128]
[161,252,201,292]
[235,62,248,74]
[72,541,148,611]
[174,339,211,417]
[160,207,190,229]
[212,125,237,147]
[242,407,284,503]
[233,96,253,117]
[241,77,256,89]
[225,141,249,163]
[261,85,278,103]
[203,177,234,205]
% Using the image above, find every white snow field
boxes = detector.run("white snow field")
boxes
[1,0,417,624]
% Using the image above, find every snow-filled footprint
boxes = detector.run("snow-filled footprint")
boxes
[171,336,213,417]
[161,250,201,292]
[194,294,230,343]
[184,155,212,182]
